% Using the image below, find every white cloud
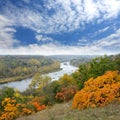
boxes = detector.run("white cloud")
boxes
[93,26,110,37]
[83,0,100,21]
[35,34,53,42]
[97,27,109,34]
[76,28,120,54]
[0,0,120,55]
[2,0,120,34]
[0,15,19,48]
[93,29,120,50]
[0,40,119,55]
[97,0,120,19]
[35,35,43,41]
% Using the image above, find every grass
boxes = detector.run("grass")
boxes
[17,101,120,120]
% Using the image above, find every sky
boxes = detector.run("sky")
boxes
[0,0,120,55]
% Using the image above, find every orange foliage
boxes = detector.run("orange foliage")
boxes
[0,98,33,120]
[17,103,33,115]
[0,98,19,120]
[72,71,120,110]
[0,96,46,120]
[22,108,32,115]
[31,97,46,111]
[55,86,77,102]
[32,102,46,111]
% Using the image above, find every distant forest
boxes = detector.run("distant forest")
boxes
[0,56,60,83]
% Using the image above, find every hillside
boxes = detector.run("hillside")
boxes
[17,101,120,120]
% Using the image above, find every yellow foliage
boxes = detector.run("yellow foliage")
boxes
[59,74,76,87]
[0,98,19,120]
[72,71,120,110]
[0,97,34,120]
[22,108,32,115]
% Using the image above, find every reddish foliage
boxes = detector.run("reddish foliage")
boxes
[55,86,77,102]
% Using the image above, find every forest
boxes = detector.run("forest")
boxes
[0,54,120,120]
[0,56,60,83]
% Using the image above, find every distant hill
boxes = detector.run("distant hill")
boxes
[48,55,97,62]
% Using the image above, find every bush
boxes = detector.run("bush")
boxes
[31,97,46,111]
[0,98,19,120]
[55,86,77,102]
[72,71,120,110]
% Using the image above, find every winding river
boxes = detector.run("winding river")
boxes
[0,62,78,92]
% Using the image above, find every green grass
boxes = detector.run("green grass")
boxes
[17,101,120,120]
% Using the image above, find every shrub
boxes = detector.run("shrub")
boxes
[59,74,76,87]
[0,98,19,120]
[31,97,46,111]
[32,102,46,111]
[72,71,120,110]
[55,86,77,102]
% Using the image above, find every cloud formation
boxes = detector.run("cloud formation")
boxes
[0,0,120,55]
[0,15,19,48]
[2,0,120,34]
[35,34,53,42]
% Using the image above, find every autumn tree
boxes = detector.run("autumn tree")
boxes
[29,73,51,93]
[59,74,76,87]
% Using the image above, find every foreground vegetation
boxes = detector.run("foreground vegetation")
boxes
[0,54,120,120]
[17,101,120,120]
[72,70,120,109]
[72,54,120,89]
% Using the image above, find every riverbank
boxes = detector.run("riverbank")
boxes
[0,68,61,84]
[0,61,61,84]
[0,74,34,84]
[0,62,78,91]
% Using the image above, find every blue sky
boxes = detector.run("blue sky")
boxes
[0,0,120,55]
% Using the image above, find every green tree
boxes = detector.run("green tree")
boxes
[29,73,51,91]
[73,55,119,89]
[59,74,76,87]
[0,87,15,111]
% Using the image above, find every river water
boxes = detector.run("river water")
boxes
[0,62,78,92]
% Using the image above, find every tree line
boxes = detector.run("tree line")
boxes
[0,56,60,83]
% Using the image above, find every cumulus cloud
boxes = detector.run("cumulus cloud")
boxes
[97,0,120,19]
[0,43,103,55]
[2,0,120,34]
[92,26,110,37]
[0,37,119,55]
[94,29,120,47]
[0,15,19,48]
[90,28,120,54]
[0,0,120,55]
[35,34,53,42]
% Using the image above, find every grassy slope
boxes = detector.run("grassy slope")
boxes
[17,101,120,120]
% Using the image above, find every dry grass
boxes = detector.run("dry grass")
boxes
[17,101,120,120]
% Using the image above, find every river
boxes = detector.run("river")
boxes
[0,62,78,92]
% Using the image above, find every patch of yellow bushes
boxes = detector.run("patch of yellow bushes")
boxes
[72,71,120,109]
